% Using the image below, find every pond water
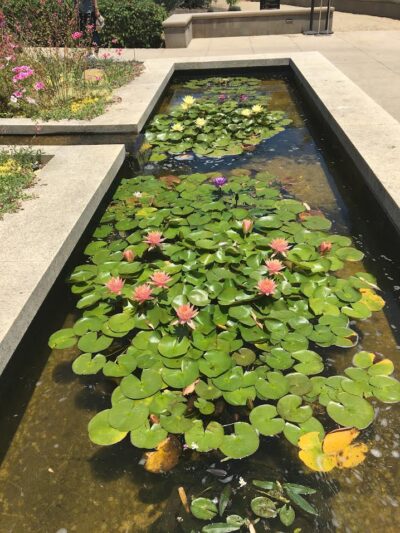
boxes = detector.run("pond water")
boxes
[1,69,400,533]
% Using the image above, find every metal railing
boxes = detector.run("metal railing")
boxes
[304,0,334,35]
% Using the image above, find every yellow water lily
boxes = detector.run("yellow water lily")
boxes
[195,118,206,127]
[172,123,184,132]
[182,95,196,106]
[241,109,252,117]
[251,104,264,114]
[180,103,189,110]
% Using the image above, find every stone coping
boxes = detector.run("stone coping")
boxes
[163,7,327,26]
[0,144,125,374]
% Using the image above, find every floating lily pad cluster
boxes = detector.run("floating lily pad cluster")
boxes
[189,478,317,531]
[183,76,262,96]
[49,170,400,462]
[145,77,291,160]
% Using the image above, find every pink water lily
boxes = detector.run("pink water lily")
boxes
[175,304,198,329]
[150,271,172,288]
[105,276,125,295]
[258,278,277,296]
[144,231,166,250]
[265,259,284,275]
[242,219,253,234]
[123,249,135,262]
[71,31,83,40]
[132,284,153,303]
[270,238,290,255]
[319,241,332,254]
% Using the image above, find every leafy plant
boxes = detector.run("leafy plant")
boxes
[0,148,41,218]
[187,477,317,531]
[48,165,400,465]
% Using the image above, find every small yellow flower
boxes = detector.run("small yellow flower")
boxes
[251,104,264,114]
[241,108,252,117]
[183,95,196,106]
[172,122,184,132]
[181,102,189,110]
[195,118,206,127]
[0,159,21,175]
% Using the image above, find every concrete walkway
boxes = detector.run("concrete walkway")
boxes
[131,7,400,123]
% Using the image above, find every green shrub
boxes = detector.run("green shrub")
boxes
[98,0,167,48]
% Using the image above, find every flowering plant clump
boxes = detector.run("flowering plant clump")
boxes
[0,4,143,120]
[0,148,41,217]
[49,169,400,469]
[145,77,291,161]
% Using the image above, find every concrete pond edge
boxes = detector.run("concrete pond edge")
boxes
[0,144,125,374]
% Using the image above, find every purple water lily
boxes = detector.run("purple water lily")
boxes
[212,175,228,188]
[218,94,228,103]
[239,94,249,102]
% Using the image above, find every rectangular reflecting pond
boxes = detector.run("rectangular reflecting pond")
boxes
[1,68,400,533]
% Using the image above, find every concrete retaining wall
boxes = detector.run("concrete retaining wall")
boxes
[163,7,334,47]
[286,0,400,20]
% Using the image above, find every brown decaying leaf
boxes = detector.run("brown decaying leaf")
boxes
[178,486,190,513]
[144,435,181,474]
[183,379,200,396]
[298,209,324,221]
[160,175,181,188]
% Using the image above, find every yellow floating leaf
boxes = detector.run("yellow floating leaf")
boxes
[298,431,322,452]
[323,427,359,454]
[337,443,368,469]
[299,449,337,472]
[359,288,385,311]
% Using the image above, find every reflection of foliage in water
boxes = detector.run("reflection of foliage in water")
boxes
[145,77,291,160]
[48,169,400,471]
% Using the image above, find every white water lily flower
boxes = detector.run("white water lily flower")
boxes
[191,443,199,450]
[241,108,252,117]
[238,477,247,488]
[172,122,184,132]
[252,104,264,113]
[195,117,206,127]
[133,191,142,197]
[183,95,196,106]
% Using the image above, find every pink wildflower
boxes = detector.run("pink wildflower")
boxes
[242,219,253,234]
[12,90,23,99]
[123,249,135,262]
[105,276,125,295]
[150,271,172,288]
[144,231,166,250]
[132,284,153,304]
[319,241,332,254]
[34,81,45,91]
[270,238,290,255]
[175,304,198,329]
[71,31,83,40]
[265,259,284,275]
[258,278,277,296]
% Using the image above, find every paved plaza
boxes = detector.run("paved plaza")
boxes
[131,4,400,123]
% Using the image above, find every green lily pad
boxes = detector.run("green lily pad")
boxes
[159,411,193,433]
[161,360,199,389]
[88,410,127,446]
[232,348,256,366]
[370,375,400,403]
[249,404,285,436]
[72,353,106,375]
[130,422,167,449]
[158,335,191,358]
[108,403,149,432]
[107,312,136,333]
[255,372,289,400]
[199,351,232,378]
[276,394,313,423]
[250,496,277,518]
[184,420,224,452]
[264,348,294,370]
[283,417,325,446]
[77,332,113,353]
[195,380,222,400]
[191,498,218,520]
[327,391,374,429]
[292,350,324,375]
[48,328,77,349]
[120,369,163,399]
[219,422,259,459]
[223,386,256,406]
[188,288,210,307]
[336,247,364,262]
